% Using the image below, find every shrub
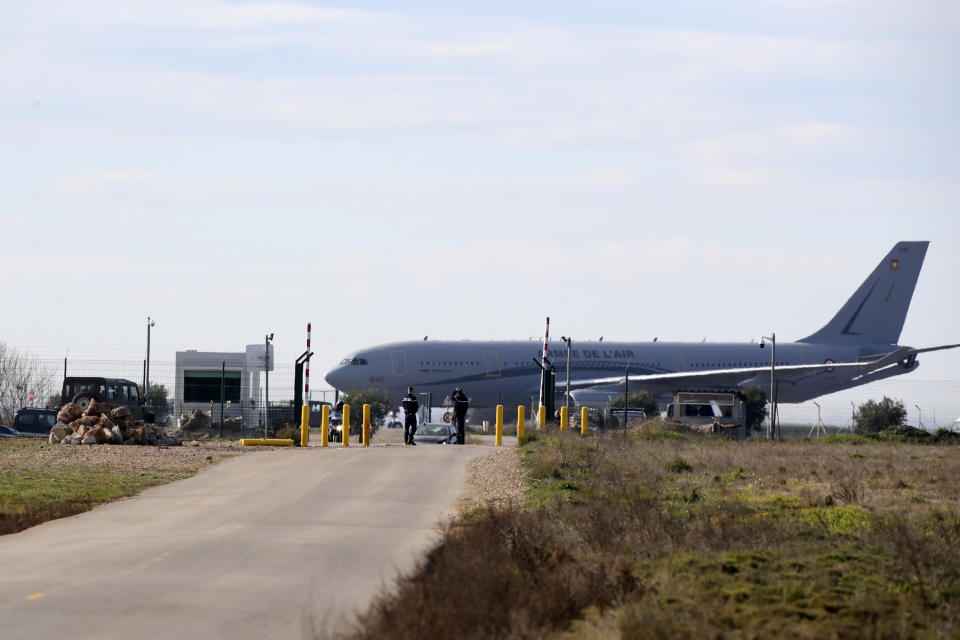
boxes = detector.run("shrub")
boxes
[518,432,539,447]
[876,425,930,442]
[275,424,302,445]
[853,396,907,434]
[606,390,659,416]
[666,457,693,473]
[340,389,391,437]
[741,385,768,432]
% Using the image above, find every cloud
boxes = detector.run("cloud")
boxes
[697,168,795,187]
[692,122,862,162]
[55,170,259,206]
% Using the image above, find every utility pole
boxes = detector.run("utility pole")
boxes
[264,333,274,438]
[146,317,155,398]
[561,336,572,416]
[760,333,776,440]
[624,366,629,431]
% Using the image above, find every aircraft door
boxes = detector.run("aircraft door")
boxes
[675,354,688,372]
[483,350,501,377]
[390,350,408,376]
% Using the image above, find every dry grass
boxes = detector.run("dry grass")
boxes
[337,430,960,639]
[0,438,243,536]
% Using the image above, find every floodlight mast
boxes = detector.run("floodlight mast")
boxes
[264,333,274,438]
[760,333,776,440]
[145,317,155,399]
[561,336,572,416]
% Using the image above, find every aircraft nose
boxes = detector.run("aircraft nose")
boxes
[325,365,348,390]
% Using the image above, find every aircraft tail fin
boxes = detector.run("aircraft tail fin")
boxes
[800,241,929,345]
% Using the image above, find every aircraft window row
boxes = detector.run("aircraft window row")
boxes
[419,361,480,367]
[339,358,368,366]
[691,362,791,368]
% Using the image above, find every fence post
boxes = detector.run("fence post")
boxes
[321,404,329,447]
[342,404,350,447]
[581,406,589,436]
[495,405,503,446]
[517,405,525,441]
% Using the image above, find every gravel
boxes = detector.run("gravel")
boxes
[457,448,527,514]
[0,439,247,474]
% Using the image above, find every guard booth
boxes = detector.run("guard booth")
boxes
[664,391,746,440]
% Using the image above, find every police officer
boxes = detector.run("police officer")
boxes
[450,386,469,445]
[401,386,419,446]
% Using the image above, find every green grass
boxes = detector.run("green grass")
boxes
[0,439,220,536]
[340,431,960,640]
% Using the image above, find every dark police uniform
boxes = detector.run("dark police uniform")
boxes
[402,392,419,445]
[451,388,469,445]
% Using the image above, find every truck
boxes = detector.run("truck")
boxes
[60,377,155,423]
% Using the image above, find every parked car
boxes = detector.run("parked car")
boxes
[609,407,648,425]
[0,425,19,438]
[12,408,58,437]
[384,409,403,429]
[414,423,457,444]
[60,377,155,422]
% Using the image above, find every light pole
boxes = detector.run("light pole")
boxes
[915,404,923,430]
[146,317,155,399]
[264,332,274,438]
[560,336,572,415]
[760,332,776,440]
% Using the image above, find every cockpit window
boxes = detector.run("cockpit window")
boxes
[340,357,368,365]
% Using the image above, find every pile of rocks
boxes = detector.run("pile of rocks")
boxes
[49,402,181,446]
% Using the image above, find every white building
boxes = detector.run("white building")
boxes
[174,345,273,428]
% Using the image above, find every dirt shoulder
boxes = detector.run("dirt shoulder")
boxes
[0,438,247,536]
[456,447,526,515]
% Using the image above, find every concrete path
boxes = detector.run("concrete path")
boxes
[0,443,492,639]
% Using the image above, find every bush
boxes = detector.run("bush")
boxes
[606,390,659,416]
[275,424,302,446]
[666,457,693,473]
[853,396,907,434]
[931,429,960,444]
[341,389,391,437]
[741,385,768,433]
[518,432,539,447]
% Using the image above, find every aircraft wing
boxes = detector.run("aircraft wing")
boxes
[566,362,864,391]
[566,343,960,392]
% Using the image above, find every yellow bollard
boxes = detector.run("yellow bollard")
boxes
[495,405,503,446]
[300,405,310,447]
[239,438,294,447]
[538,405,546,431]
[581,406,589,436]
[321,404,329,447]
[517,405,525,441]
[362,404,371,447]
[342,404,350,447]
[560,406,568,432]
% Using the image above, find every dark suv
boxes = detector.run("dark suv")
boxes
[61,377,155,422]
[12,408,59,437]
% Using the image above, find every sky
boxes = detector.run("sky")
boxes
[2,1,959,425]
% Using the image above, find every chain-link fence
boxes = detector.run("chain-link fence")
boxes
[4,355,959,435]
[5,357,338,435]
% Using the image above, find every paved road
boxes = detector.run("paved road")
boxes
[0,444,492,639]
